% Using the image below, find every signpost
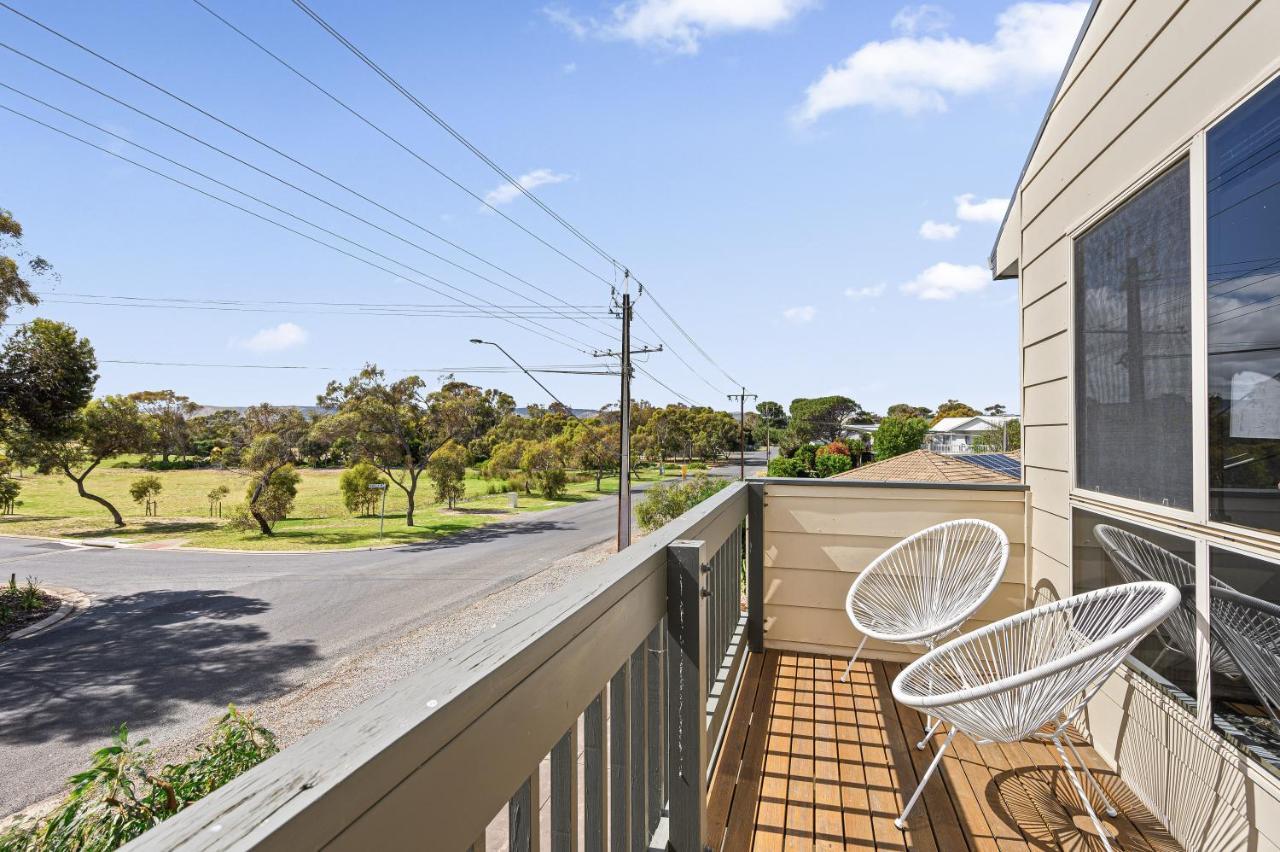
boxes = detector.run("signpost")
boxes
[368,483,388,540]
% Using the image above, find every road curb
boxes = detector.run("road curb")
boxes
[7,586,89,640]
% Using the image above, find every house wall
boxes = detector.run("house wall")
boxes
[759,480,1027,661]
[1013,1,1280,848]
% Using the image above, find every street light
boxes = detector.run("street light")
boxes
[470,338,580,419]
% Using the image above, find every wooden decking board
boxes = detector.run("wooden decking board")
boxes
[709,651,1183,852]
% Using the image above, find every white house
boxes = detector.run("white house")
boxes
[924,414,1019,454]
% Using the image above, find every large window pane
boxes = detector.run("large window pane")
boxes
[1208,75,1280,534]
[1073,508,1197,709]
[1209,547,1280,774]
[1074,160,1192,508]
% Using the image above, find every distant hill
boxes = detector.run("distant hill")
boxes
[192,405,332,418]
[513,406,601,418]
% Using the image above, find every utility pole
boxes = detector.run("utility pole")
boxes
[728,387,757,481]
[594,272,661,551]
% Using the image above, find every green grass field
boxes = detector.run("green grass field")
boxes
[0,463,669,551]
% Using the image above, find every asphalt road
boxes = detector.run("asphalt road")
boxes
[0,454,767,816]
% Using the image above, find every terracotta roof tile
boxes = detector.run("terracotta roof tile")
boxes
[829,449,1019,484]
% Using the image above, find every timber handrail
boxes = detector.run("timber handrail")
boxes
[124,482,749,852]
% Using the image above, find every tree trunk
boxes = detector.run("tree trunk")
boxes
[248,470,275,536]
[63,462,124,527]
[595,469,603,491]
[404,470,419,526]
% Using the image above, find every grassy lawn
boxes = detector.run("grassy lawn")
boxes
[0,463,671,551]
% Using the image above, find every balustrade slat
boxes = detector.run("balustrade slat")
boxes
[584,693,606,852]
[551,727,578,852]
[609,664,630,852]
[666,539,708,851]
[645,624,664,837]
[628,643,646,852]
[509,773,540,852]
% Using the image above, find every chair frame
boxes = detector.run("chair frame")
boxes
[890,581,1181,849]
[840,518,1010,748]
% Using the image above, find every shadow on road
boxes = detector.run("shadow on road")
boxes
[396,518,581,552]
[0,590,318,747]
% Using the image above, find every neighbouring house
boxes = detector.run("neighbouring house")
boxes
[990,1,1280,848]
[924,414,1020,454]
[831,448,1022,485]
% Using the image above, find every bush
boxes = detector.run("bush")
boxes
[141,459,204,471]
[427,440,468,509]
[636,475,730,532]
[874,416,929,461]
[0,706,277,852]
[767,455,808,478]
[815,451,853,478]
[338,462,387,516]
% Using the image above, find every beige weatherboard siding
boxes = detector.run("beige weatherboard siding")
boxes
[993,1,1280,849]
[760,480,1027,662]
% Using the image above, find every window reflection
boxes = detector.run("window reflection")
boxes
[1210,548,1280,772]
[1072,509,1197,707]
[1208,73,1280,534]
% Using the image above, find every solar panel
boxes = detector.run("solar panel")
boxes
[954,453,1022,478]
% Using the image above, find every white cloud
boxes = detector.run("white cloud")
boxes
[783,305,816,323]
[483,168,573,207]
[891,4,951,36]
[955,193,1009,223]
[900,262,991,300]
[545,0,816,54]
[919,219,959,240]
[236,322,308,352]
[562,61,578,74]
[844,283,886,299]
[795,1,1087,122]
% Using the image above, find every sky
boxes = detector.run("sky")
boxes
[0,0,1088,413]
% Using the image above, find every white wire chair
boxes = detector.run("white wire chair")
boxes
[1208,586,1280,737]
[890,581,1181,849]
[841,518,1009,748]
[1094,524,1241,679]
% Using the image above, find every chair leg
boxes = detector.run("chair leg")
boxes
[1063,735,1119,817]
[915,716,944,751]
[895,726,957,829]
[839,636,868,683]
[1052,735,1114,851]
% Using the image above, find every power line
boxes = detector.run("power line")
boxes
[0,102,599,354]
[634,310,728,398]
[188,0,618,306]
[636,280,742,388]
[0,70,616,347]
[102,358,617,374]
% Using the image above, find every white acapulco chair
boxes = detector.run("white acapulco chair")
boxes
[891,581,1181,850]
[841,518,1009,749]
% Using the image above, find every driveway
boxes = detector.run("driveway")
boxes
[0,495,621,816]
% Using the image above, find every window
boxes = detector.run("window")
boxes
[1209,547,1280,774]
[1208,74,1280,535]
[1074,159,1193,509]
[1073,509,1198,710]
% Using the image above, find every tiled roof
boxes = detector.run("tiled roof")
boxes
[830,449,1020,484]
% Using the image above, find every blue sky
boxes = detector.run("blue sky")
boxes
[0,0,1087,412]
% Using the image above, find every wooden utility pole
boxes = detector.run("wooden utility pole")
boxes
[728,388,757,481]
[594,273,661,551]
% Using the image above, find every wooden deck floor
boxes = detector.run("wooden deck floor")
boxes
[708,651,1182,852]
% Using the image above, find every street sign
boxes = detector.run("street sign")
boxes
[368,484,388,538]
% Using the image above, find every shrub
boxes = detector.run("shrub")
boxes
[0,475,20,514]
[636,475,730,531]
[427,440,468,509]
[767,455,808,478]
[0,706,277,852]
[128,476,163,516]
[815,451,853,478]
[141,459,203,471]
[820,440,851,457]
[520,442,568,499]
[338,462,387,516]
[874,415,929,461]
[794,443,819,472]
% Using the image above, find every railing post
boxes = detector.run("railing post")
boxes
[747,482,765,653]
[666,539,707,852]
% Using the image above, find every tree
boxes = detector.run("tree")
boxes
[874,415,929,461]
[128,390,197,463]
[0,319,97,438]
[568,421,619,491]
[207,484,230,517]
[427,439,468,509]
[521,441,567,499]
[931,399,981,425]
[129,475,162,516]
[983,403,1008,416]
[233,463,300,534]
[789,396,873,443]
[972,418,1022,453]
[0,208,49,326]
[756,401,788,430]
[237,406,307,535]
[23,396,149,526]
[338,462,386,515]
[886,403,932,421]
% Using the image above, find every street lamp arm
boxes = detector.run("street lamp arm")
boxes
[470,339,580,419]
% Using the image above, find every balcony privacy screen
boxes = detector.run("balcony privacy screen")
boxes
[1074,159,1192,509]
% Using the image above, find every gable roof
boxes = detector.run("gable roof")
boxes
[989,0,1102,279]
[830,449,1021,485]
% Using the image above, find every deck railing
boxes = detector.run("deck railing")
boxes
[125,480,756,852]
